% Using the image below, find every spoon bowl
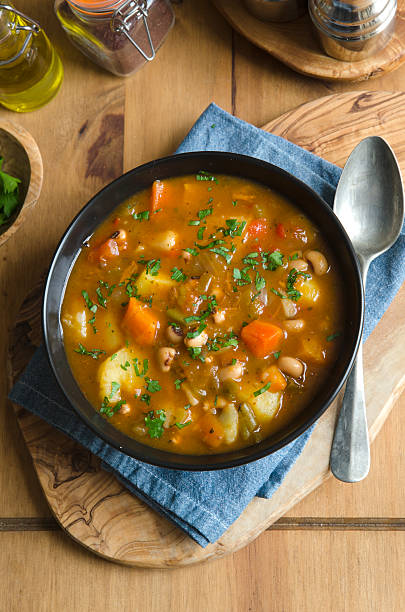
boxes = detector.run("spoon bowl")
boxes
[334,136,404,263]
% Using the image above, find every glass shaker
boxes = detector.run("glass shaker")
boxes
[54,0,175,77]
[0,3,64,112]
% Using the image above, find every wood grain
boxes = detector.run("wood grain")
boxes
[0,120,43,247]
[7,91,405,567]
[213,0,405,82]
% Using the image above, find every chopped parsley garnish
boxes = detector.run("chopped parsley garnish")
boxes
[125,275,153,307]
[171,266,187,282]
[109,381,120,399]
[100,396,125,418]
[133,357,149,377]
[189,219,200,226]
[174,378,185,389]
[96,286,107,308]
[120,360,131,371]
[187,323,207,339]
[138,258,161,276]
[327,332,341,342]
[255,272,266,293]
[263,250,283,270]
[273,351,281,360]
[219,219,246,238]
[253,382,271,397]
[196,171,218,184]
[140,393,151,405]
[110,353,118,360]
[184,315,200,324]
[197,226,206,240]
[210,246,232,264]
[208,331,238,351]
[232,200,237,207]
[290,252,299,261]
[185,247,198,256]
[133,210,150,221]
[175,421,191,429]
[286,268,311,301]
[145,409,166,438]
[231,358,237,365]
[198,206,213,221]
[74,343,106,360]
[188,346,203,360]
[145,377,161,393]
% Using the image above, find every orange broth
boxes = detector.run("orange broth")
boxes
[61,173,344,454]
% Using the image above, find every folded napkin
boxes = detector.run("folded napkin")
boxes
[9,104,405,547]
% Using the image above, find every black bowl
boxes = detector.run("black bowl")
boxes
[43,152,363,470]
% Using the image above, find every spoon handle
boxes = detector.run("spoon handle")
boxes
[330,339,370,482]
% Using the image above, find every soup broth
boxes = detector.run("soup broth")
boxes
[61,173,344,454]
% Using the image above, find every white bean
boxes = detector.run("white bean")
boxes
[157,347,176,372]
[184,331,208,348]
[218,362,243,382]
[166,324,183,344]
[304,250,328,276]
[278,356,304,378]
[212,309,226,324]
[288,258,308,272]
[281,298,297,319]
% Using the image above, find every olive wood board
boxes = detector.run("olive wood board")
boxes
[7,91,405,567]
[212,0,405,82]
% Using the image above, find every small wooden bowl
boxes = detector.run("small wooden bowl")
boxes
[0,120,43,248]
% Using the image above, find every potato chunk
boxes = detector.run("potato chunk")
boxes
[98,347,144,403]
[136,269,176,299]
[251,391,281,422]
[218,404,239,443]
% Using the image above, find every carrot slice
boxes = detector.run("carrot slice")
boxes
[150,179,175,213]
[247,218,268,238]
[88,238,119,264]
[122,298,159,346]
[261,364,287,392]
[241,320,284,359]
[199,414,224,448]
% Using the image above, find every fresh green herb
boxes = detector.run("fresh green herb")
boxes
[110,353,118,361]
[196,238,225,250]
[270,288,285,299]
[188,346,203,360]
[145,377,161,393]
[211,123,216,128]
[185,247,198,256]
[232,200,237,207]
[174,378,185,390]
[255,272,266,293]
[184,315,200,324]
[210,246,232,264]
[189,220,200,226]
[138,258,161,276]
[133,210,150,221]
[187,323,207,339]
[125,276,153,307]
[145,409,166,438]
[290,252,299,261]
[100,396,125,418]
[184,403,191,410]
[197,226,206,240]
[196,171,218,184]
[133,357,149,377]
[171,267,187,282]
[0,157,21,227]
[96,286,107,308]
[120,360,131,371]
[175,421,191,429]
[208,331,238,352]
[253,382,271,397]
[264,250,284,271]
[98,280,116,296]
[273,351,281,360]
[140,393,151,406]
[327,332,341,342]
[198,207,213,221]
[74,343,106,360]
[231,358,237,365]
[109,381,120,399]
[286,268,311,301]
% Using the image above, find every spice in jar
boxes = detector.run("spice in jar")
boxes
[54,0,175,77]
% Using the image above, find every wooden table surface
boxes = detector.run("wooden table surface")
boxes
[1,1,404,610]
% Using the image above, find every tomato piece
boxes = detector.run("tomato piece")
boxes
[276,223,286,239]
[247,218,268,238]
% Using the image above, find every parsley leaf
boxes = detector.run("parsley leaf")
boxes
[171,267,187,282]
[145,377,161,393]
[327,332,341,342]
[74,343,106,359]
[253,382,271,397]
[145,410,166,438]
[133,210,150,221]
[175,421,191,429]
[174,378,185,390]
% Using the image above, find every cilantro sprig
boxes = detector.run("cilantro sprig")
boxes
[0,157,21,227]
[145,410,166,438]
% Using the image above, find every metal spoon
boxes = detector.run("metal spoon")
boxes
[330,136,404,483]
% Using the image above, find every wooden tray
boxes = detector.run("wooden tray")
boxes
[7,91,405,567]
[212,0,405,82]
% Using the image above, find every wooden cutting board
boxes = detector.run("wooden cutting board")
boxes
[7,91,405,567]
[213,0,405,82]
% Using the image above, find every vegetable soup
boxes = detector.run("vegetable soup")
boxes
[61,173,345,454]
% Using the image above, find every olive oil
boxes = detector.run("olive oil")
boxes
[0,5,63,112]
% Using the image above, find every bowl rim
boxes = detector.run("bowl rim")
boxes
[0,119,43,247]
[43,151,364,470]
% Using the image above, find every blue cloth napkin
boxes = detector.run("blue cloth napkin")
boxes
[9,104,405,547]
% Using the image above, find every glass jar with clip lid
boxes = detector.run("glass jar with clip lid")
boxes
[0,3,63,112]
[54,0,175,77]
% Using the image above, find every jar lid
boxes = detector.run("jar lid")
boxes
[67,0,129,16]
